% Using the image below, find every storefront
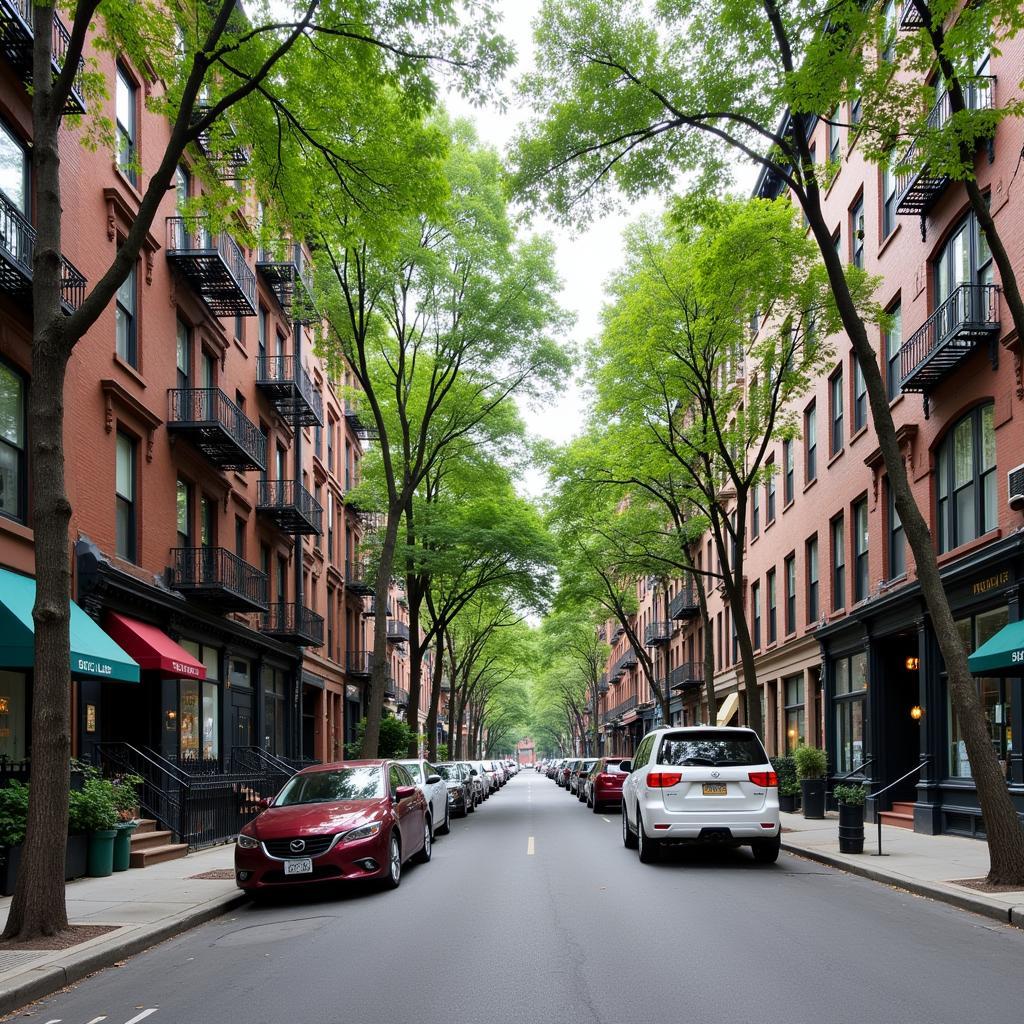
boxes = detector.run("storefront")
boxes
[819,532,1024,837]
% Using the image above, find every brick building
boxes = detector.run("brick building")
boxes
[598,22,1024,838]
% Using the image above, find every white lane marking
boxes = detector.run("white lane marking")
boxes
[42,1019,61,1023]
[527,835,535,856]
[123,1011,158,1024]
[602,817,611,823]
[85,1017,108,1023]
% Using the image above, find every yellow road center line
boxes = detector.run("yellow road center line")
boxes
[527,835,535,856]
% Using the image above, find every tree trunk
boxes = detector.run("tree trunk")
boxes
[403,495,421,756]
[424,632,445,760]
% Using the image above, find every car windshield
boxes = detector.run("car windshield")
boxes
[657,731,768,767]
[580,760,597,771]
[436,764,461,781]
[275,767,383,805]
[399,763,423,782]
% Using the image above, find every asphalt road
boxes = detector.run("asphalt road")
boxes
[16,771,1024,1024]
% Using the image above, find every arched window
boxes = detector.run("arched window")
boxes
[936,403,996,553]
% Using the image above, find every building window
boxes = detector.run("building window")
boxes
[115,431,137,561]
[804,401,817,483]
[200,495,215,548]
[116,256,138,367]
[850,93,862,127]
[784,675,805,753]
[884,301,902,400]
[783,439,794,506]
[881,162,898,239]
[853,356,867,433]
[828,107,840,163]
[176,478,192,547]
[834,652,867,773]
[829,368,844,455]
[0,361,27,523]
[935,208,994,305]
[853,497,869,603]
[751,483,760,538]
[887,478,905,579]
[277,554,287,604]
[115,64,137,185]
[806,535,819,624]
[936,403,996,553]
[767,568,777,644]
[752,581,762,649]
[258,306,267,363]
[766,456,776,524]
[850,196,864,268]
[881,0,898,62]
[263,666,287,754]
[785,553,796,635]
[235,516,246,559]
[176,319,190,389]
[832,514,845,611]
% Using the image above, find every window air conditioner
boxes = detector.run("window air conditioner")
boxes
[1009,464,1024,512]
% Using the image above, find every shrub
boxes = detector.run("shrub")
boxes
[436,743,450,762]
[0,781,30,848]
[112,774,143,821]
[345,715,416,759]
[770,756,800,796]
[69,769,119,833]
[793,745,828,780]
[834,783,867,806]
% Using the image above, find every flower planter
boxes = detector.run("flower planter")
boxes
[779,791,799,813]
[66,833,88,880]
[1,834,88,894]
[838,802,865,854]
[800,778,826,819]
[0,844,23,897]
[87,829,117,877]
[113,822,138,872]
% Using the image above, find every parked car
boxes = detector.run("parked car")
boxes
[397,759,451,837]
[235,760,431,893]
[459,761,487,804]
[558,759,576,788]
[487,761,506,787]
[470,760,495,795]
[584,757,629,812]
[435,762,475,817]
[621,727,781,864]
[571,759,598,799]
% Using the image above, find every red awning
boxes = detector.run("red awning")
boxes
[104,613,206,680]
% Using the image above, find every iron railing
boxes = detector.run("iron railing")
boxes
[256,479,323,535]
[345,559,373,594]
[230,746,299,777]
[667,661,704,689]
[166,216,257,315]
[256,355,323,427]
[167,388,266,470]
[387,619,410,642]
[256,243,315,321]
[644,621,671,646]
[610,646,638,680]
[602,695,639,724]
[260,602,325,646]
[170,546,269,611]
[346,650,373,677]
[668,579,699,619]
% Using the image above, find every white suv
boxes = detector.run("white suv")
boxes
[621,726,781,864]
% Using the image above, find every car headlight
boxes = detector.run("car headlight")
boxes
[342,821,382,842]
[236,833,259,850]
[450,786,463,798]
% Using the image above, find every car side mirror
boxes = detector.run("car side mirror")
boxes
[395,785,416,801]
[258,797,272,810]
[470,769,478,776]
[426,774,442,785]
[619,760,633,773]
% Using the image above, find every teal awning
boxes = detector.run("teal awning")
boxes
[0,568,139,683]
[967,619,1024,677]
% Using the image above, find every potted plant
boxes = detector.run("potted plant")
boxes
[0,780,29,897]
[69,769,119,877]
[111,774,143,872]
[770,756,800,813]
[834,783,867,853]
[793,745,828,819]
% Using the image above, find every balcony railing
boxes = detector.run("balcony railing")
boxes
[668,579,699,619]
[643,621,671,646]
[898,2,925,30]
[192,101,249,181]
[394,686,410,707]
[895,80,995,218]
[166,217,256,316]
[345,650,374,678]
[668,662,704,690]
[387,619,410,643]
[167,388,266,471]
[260,602,324,647]
[362,597,393,619]
[256,480,323,536]
[256,355,323,428]
[345,559,374,596]
[344,399,379,443]
[602,695,638,725]
[256,243,315,324]
[898,284,1000,395]
[0,0,86,114]
[170,547,268,612]
[0,190,86,311]
[598,672,608,694]
[609,646,638,680]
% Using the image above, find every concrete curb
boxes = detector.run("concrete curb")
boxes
[782,841,1024,930]
[0,891,248,1018]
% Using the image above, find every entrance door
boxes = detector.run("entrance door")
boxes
[233,692,253,749]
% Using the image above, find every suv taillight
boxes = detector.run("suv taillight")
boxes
[646,772,682,788]
[748,771,778,788]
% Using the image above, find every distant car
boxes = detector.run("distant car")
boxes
[584,757,629,812]
[235,760,430,892]
[621,727,781,864]
[397,759,451,837]
[571,759,597,799]
[459,761,487,804]
[470,760,495,795]
[435,762,475,817]
[558,759,576,788]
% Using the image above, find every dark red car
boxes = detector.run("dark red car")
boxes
[234,759,430,893]
[585,757,629,812]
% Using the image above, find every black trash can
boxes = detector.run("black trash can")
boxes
[838,802,865,853]
[801,778,826,819]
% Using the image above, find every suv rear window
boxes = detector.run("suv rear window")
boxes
[657,730,768,767]
[601,761,625,773]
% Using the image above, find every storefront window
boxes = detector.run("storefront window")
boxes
[948,606,1011,777]
[176,640,219,765]
[784,674,805,752]
[0,670,27,761]
[834,651,867,772]
[264,667,287,754]
[180,679,200,761]
[0,362,26,522]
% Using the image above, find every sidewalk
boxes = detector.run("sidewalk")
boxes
[0,845,243,1017]
[781,811,1024,928]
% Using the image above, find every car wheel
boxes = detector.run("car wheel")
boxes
[586,791,593,808]
[752,836,781,864]
[591,796,602,814]
[438,805,451,835]
[383,833,402,889]
[622,804,638,849]
[468,795,476,813]
[415,818,433,863]
[637,812,660,864]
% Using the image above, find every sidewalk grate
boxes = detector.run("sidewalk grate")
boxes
[0,950,47,971]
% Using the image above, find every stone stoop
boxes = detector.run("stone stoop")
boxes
[129,818,189,868]
[878,800,916,830]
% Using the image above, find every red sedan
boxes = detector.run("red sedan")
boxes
[234,760,430,893]
[585,757,629,812]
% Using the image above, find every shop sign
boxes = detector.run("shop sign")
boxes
[74,656,113,677]
[170,659,203,679]
[86,704,97,733]
[971,569,1011,598]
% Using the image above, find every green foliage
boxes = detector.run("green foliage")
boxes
[0,782,30,848]
[68,770,119,833]
[834,783,867,807]
[346,715,417,758]
[112,774,143,821]
[793,745,828,781]
[436,743,450,762]
[770,756,800,797]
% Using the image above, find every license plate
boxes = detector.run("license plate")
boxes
[702,783,728,796]
[284,858,313,875]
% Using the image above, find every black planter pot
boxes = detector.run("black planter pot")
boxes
[838,802,865,854]
[0,844,23,897]
[800,778,826,819]
[66,832,89,880]
[779,791,799,814]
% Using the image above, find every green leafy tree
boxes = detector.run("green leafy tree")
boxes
[511,0,1024,885]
